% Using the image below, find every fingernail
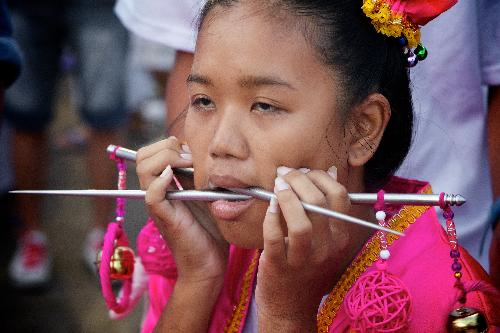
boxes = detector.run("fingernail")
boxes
[181,144,191,153]
[274,177,290,192]
[277,166,293,177]
[299,168,311,174]
[180,153,192,161]
[327,166,337,180]
[160,165,173,178]
[268,196,279,214]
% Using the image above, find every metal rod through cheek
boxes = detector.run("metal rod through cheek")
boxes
[108,145,466,207]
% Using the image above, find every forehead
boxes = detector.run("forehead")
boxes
[193,4,334,86]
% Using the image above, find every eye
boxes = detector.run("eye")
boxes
[191,96,215,111]
[251,102,282,114]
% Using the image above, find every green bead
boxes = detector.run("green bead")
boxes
[415,44,428,61]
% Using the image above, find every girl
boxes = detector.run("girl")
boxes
[135,0,498,331]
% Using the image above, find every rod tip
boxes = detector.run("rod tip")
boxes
[455,194,466,206]
[106,144,118,155]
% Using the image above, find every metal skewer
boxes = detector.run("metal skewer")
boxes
[11,144,470,238]
[9,189,252,201]
[107,145,466,207]
[10,189,404,236]
[107,145,194,176]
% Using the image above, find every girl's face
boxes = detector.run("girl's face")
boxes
[185,4,353,248]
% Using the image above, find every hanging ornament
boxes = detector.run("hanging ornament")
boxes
[439,193,490,333]
[96,244,135,280]
[345,190,412,332]
[415,43,428,61]
[446,307,488,333]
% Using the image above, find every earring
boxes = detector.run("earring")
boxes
[345,190,412,332]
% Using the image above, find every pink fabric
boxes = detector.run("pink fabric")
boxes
[137,219,177,278]
[391,0,458,25]
[330,206,498,332]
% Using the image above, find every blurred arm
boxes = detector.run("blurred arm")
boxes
[165,51,194,139]
[488,86,500,289]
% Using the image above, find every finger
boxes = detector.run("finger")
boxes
[136,137,178,162]
[145,165,187,238]
[278,166,327,208]
[262,197,285,264]
[278,167,333,247]
[137,142,192,190]
[274,177,312,267]
[307,170,351,214]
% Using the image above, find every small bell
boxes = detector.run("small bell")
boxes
[405,50,419,68]
[95,246,135,280]
[446,307,488,333]
[415,43,428,61]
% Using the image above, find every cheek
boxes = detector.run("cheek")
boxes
[185,114,210,185]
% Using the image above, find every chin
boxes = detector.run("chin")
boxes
[214,217,265,250]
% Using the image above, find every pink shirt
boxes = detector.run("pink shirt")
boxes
[138,177,499,332]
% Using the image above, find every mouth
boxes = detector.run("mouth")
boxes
[207,176,255,221]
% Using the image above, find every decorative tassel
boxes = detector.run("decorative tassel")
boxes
[345,190,412,332]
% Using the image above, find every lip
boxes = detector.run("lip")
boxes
[207,175,254,221]
[208,175,250,189]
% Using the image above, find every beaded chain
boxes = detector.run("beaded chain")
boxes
[439,192,466,304]
[375,190,391,261]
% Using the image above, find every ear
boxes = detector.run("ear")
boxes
[346,93,391,167]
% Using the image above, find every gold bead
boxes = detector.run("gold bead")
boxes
[95,246,135,280]
[446,307,488,333]
[110,246,135,280]
[454,271,462,279]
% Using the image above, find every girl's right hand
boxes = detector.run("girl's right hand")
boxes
[137,137,228,287]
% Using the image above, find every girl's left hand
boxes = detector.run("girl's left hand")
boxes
[256,166,351,331]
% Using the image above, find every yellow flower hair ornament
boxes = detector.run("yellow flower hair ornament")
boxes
[362,0,457,67]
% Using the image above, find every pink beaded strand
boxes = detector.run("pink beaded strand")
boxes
[345,190,412,332]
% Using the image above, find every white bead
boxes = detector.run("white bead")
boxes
[380,249,391,260]
[147,246,156,253]
[376,211,386,221]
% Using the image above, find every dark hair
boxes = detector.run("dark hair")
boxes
[198,0,413,187]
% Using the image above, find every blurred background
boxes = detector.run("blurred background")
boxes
[0,1,176,331]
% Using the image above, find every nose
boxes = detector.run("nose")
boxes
[208,107,250,160]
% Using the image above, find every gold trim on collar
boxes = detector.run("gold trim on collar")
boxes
[317,186,432,332]
[225,250,260,333]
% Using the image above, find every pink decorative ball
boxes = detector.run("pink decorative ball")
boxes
[345,266,412,332]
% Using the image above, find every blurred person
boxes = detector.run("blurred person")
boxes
[395,0,500,274]
[115,0,201,137]
[0,0,21,271]
[125,33,176,137]
[482,0,500,292]
[5,0,128,288]
[0,0,20,121]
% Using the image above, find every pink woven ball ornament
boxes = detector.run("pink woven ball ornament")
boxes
[345,261,412,332]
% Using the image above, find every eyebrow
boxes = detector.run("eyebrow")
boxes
[187,73,296,90]
[187,74,213,86]
[239,75,296,90]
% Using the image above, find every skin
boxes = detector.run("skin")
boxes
[165,50,193,137]
[137,2,391,331]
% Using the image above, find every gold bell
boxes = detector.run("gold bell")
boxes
[446,307,488,333]
[95,246,135,280]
